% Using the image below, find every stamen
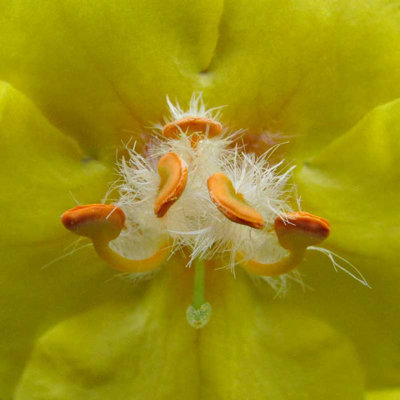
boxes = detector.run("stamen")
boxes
[186,258,212,329]
[238,211,330,277]
[162,116,222,139]
[61,204,170,273]
[154,152,188,217]
[207,172,264,229]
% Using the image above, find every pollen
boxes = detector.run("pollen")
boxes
[154,152,188,217]
[207,172,264,229]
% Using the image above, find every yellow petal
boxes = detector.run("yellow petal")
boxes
[15,266,364,399]
[0,0,224,156]
[199,268,364,400]
[294,98,400,387]
[296,98,400,273]
[0,82,112,243]
[367,389,400,400]
[2,1,400,158]
[203,0,400,157]
[0,82,121,396]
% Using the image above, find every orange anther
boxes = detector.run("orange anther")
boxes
[61,204,125,242]
[275,211,330,250]
[207,173,264,229]
[237,212,329,277]
[154,152,188,217]
[162,117,222,140]
[62,204,170,273]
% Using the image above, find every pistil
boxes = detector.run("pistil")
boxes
[186,258,212,329]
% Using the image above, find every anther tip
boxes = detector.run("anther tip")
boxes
[163,117,222,139]
[61,204,125,241]
[275,211,330,250]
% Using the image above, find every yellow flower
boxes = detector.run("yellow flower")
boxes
[0,1,399,399]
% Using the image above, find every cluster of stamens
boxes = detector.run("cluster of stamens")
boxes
[61,95,331,329]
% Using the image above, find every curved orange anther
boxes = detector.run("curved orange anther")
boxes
[154,152,188,217]
[61,204,125,242]
[237,212,329,277]
[162,117,222,140]
[275,211,330,251]
[207,172,264,229]
[62,204,170,273]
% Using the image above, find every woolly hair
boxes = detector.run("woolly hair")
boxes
[109,131,299,294]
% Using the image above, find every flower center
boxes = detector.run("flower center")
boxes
[61,94,331,329]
